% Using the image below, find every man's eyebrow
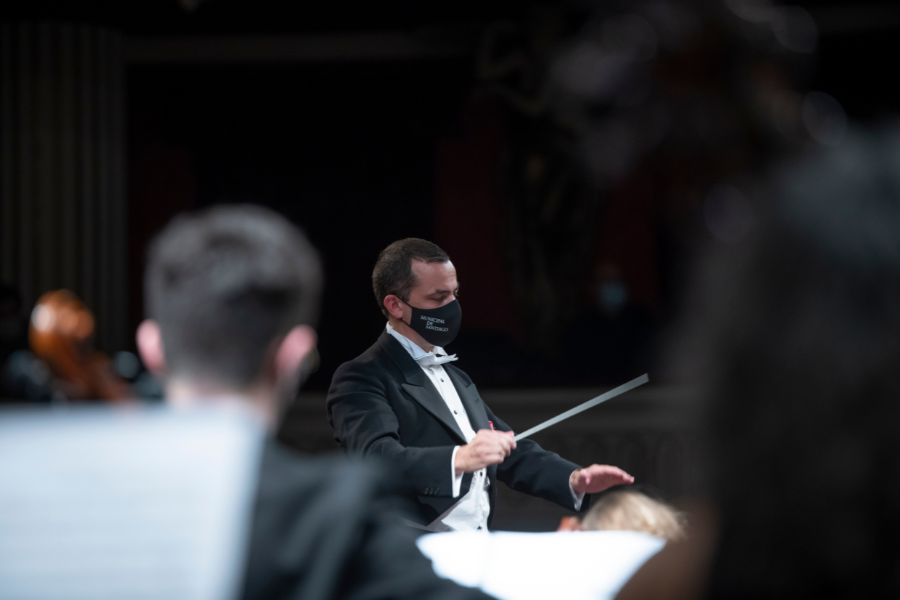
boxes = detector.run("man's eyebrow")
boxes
[430,288,456,295]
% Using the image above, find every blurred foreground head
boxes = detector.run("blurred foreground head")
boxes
[559,489,686,542]
[140,205,321,409]
[673,125,900,597]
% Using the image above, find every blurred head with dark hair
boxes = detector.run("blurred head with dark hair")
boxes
[137,205,321,427]
[670,125,900,598]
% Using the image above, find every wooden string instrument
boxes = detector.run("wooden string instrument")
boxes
[29,290,131,401]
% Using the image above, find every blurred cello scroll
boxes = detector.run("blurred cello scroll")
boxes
[29,290,132,401]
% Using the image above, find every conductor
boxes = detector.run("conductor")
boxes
[327,238,634,531]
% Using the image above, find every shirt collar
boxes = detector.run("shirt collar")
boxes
[386,322,449,361]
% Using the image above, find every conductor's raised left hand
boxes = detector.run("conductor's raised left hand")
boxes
[569,464,634,494]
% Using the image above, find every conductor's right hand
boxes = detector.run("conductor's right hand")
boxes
[455,429,516,476]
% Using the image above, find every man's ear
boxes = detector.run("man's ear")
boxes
[557,516,582,532]
[275,325,317,380]
[136,319,166,376]
[383,295,405,320]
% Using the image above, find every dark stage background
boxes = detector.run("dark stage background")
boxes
[118,0,900,392]
[128,60,471,390]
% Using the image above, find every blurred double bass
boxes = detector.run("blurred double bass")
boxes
[29,290,131,401]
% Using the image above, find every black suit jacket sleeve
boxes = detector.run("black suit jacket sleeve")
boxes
[484,406,586,511]
[329,359,462,498]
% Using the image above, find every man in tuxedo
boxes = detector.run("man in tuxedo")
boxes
[137,208,490,600]
[327,238,634,531]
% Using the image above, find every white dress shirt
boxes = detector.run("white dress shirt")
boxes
[386,324,491,531]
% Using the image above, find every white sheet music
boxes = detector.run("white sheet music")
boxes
[418,530,665,600]
[0,406,264,600]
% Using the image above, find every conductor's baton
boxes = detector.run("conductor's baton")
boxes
[513,374,649,441]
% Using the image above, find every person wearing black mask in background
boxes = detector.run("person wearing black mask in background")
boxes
[327,238,633,532]
[138,211,492,600]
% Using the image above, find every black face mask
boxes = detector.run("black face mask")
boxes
[402,299,462,348]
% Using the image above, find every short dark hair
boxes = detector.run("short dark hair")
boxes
[145,205,322,388]
[372,238,450,318]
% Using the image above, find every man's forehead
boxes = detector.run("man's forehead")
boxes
[411,260,457,291]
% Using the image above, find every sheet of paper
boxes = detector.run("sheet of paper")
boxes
[418,530,665,600]
[0,405,264,600]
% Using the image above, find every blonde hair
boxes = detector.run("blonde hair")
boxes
[581,490,686,542]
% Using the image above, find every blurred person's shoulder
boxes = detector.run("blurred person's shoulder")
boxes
[256,439,404,503]
[243,441,420,600]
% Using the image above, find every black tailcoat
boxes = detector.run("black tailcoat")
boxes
[326,332,585,528]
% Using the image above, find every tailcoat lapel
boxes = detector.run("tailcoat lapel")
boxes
[445,366,490,432]
[378,333,467,443]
